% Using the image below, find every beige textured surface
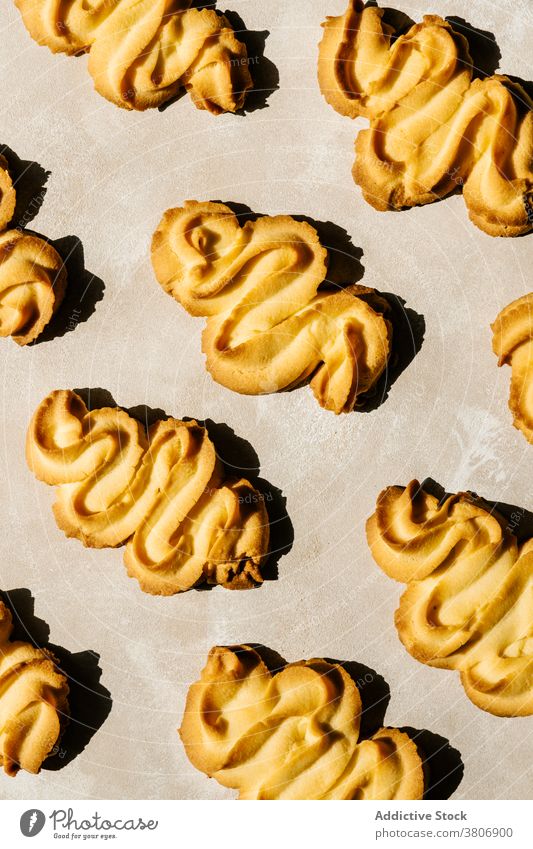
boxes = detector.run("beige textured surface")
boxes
[0,0,532,800]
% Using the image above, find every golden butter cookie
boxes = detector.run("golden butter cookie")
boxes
[0,599,69,776]
[15,0,252,112]
[492,294,533,443]
[318,1,533,236]
[0,154,16,232]
[367,480,533,716]
[151,200,392,414]
[0,230,67,345]
[180,645,424,800]
[26,390,270,595]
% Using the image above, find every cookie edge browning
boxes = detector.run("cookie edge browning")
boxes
[150,200,329,314]
[179,644,425,800]
[362,726,425,801]
[464,76,533,238]
[317,5,470,121]
[26,390,271,595]
[492,292,533,443]
[460,666,533,718]
[319,3,533,237]
[0,600,70,776]
[365,482,436,583]
[151,200,393,413]
[352,72,533,236]
[150,200,248,311]
[123,475,270,596]
[1,231,68,346]
[15,3,253,113]
[0,154,16,231]
[367,481,533,716]
[13,0,93,54]
[179,645,269,777]
[183,10,253,116]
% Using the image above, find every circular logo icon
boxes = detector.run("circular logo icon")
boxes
[20,810,46,837]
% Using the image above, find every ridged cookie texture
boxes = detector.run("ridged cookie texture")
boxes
[151,200,392,414]
[367,480,533,716]
[26,390,270,595]
[15,0,253,112]
[180,645,425,800]
[0,599,69,777]
[318,1,533,236]
[492,294,533,443]
[0,229,67,346]
[0,154,16,232]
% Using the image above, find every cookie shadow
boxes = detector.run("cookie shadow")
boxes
[365,6,501,81]
[0,144,49,229]
[223,12,279,112]
[445,17,501,78]
[0,148,103,342]
[505,75,533,109]
[475,496,533,544]
[325,658,391,739]
[215,202,365,287]
[251,649,393,738]
[365,3,414,37]
[445,19,533,121]
[400,727,464,800]
[29,234,105,344]
[302,217,425,413]
[313,656,463,798]
[203,419,293,582]
[296,215,365,287]
[358,293,425,413]
[1,587,111,772]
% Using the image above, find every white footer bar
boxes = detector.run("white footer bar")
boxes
[1,800,530,848]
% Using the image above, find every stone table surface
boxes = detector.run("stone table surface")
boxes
[0,0,532,801]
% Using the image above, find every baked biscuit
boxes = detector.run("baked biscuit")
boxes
[318,1,533,236]
[151,200,392,413]
[492,294,533,443]
[180,645,424,799]
[15,0,252,112]
[0,599,69,776]
[0,230,67,345]
[0,155,16,232]
[367,480,533,716]
[26,390,270,594]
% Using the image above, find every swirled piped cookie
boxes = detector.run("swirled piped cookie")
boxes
[151,201,392,413]
[0,155,16,232]
[180,645,424,799]
[0,230,67,345]
[492,294,533,443]
[26,390,270,595]
[0,599,69,776]
[15,0,252,113]
[367,481,533,716]
[318,1,533,236]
